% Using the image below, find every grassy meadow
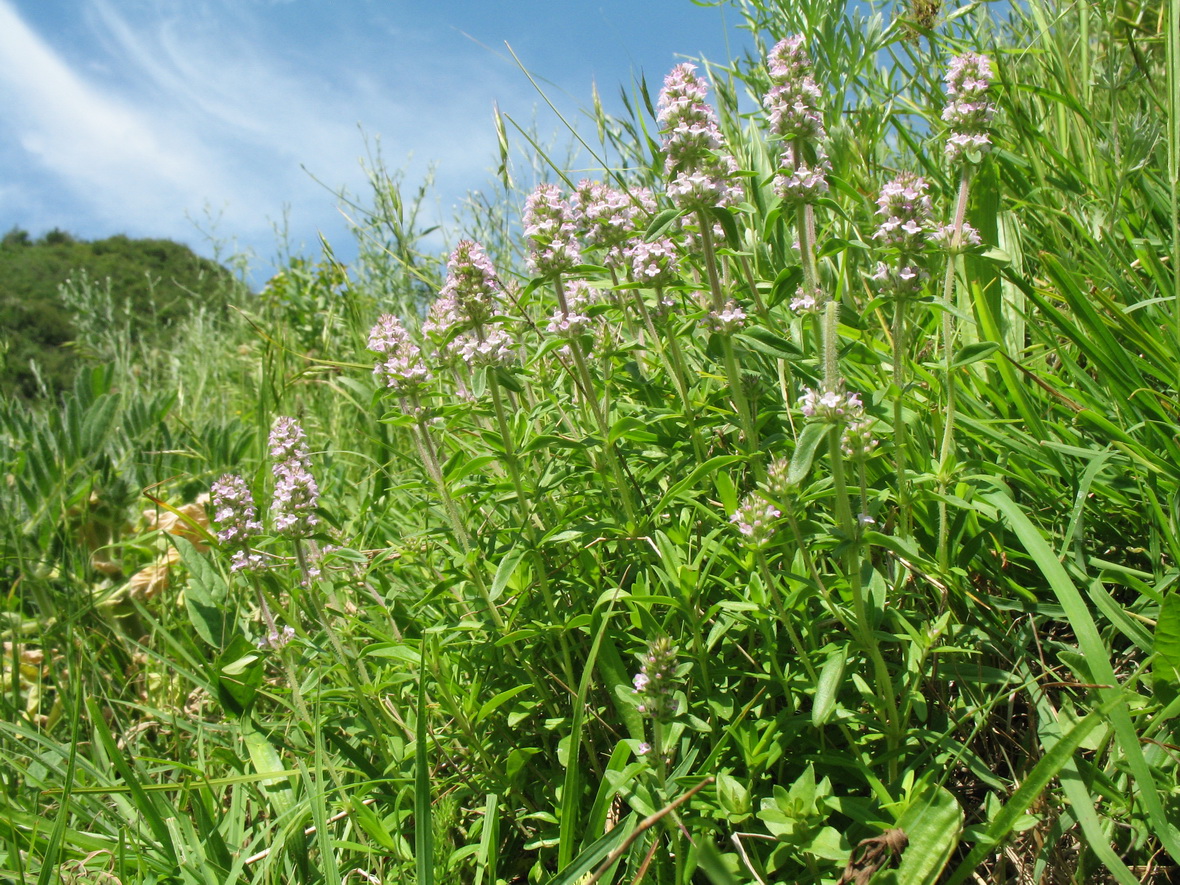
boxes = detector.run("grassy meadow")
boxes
[3,0,1180,881]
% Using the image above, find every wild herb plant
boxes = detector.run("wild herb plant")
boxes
[2,0,1180,882]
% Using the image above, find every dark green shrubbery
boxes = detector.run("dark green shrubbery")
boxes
[0,227,241,398]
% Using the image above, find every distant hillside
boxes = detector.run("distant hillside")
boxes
[0,228,243,398]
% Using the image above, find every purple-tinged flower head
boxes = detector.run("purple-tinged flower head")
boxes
[764,36,827,143]
[775,160,830,206]
[667,166,742,210]
[451,326,516,367]
[426,241,518,371]
[571,181,656,268]
[730,493,781,547]
[426,240,505,338]
[257,625,296,650]
[628,237,681,288]
[368,314,432,396]
[799,387,865,424]
[841,417,879,458]
[268,416,309,463]
[873,173,934,252]
[633,637,680,722]
[524,183,583,277]
[547,308,592,338]
[658,64,720,160]
[870,261,927,298]
[657,64,743,210]
[943,53,994,164]
[790,285,822,314]
[706,301,747,335]
[766,455,797,500]
[929,222,982,254]
[230,549,266,574]
[211,473,263,546]
[268,417,319,538]
[563,279,600,312]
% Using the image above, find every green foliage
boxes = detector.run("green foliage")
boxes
[0,228,242,398]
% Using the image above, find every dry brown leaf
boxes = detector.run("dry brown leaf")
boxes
[837,828,909,885]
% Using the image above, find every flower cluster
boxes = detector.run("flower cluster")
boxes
[427,240,504,333]
[706,300,747,335]
[629,237,681,289]
[269,417,319,538]
[546,280,602,341]
[766,455,797,500]
[873,174,933,251]
[657,63,742,211]
[764,36,831,205]
[871,173,933,297]
[546,309,591,338]
[257,625,296,650]
[524,183,583,277]
[765,36,826,141]
[211,473,265,572]
[427,241,515,369]
[633,637,680,722]
[368,313,431,397]
[790,285,822,314]
[841,416,878,458]
[571,181,655,269]
[775,163,830,206]
[450,327,515,367]
[929,222,982,254]
[211,474,262,545]
[799,387,865,424]
[943,53,994,164]
[730,493,781,547]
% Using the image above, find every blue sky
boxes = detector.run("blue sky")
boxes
[0,0,754,283]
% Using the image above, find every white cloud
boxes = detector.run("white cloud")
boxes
[0,0,575,278]
[0,2,224,216]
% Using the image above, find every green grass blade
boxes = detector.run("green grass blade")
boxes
[982,486,1180,861]
[558,598,619,868]
[945,694,1120,884]
[415,665,434,885]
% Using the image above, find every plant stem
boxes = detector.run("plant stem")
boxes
[696,211,759,459]
[829,427,900,780]
[554,276,639,525]
[892,296,912,541]
[936,170,972,571]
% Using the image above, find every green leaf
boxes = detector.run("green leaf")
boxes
[241,722,294,808]
[892,784,962,885]
[216,635,264,715]
[173,536,230,648]
[544,814,634,885]
[645,208,684,241]
[950,341,998,369]
[736,327,802,361]
[415,666,434,885]
[476,685,533,723]
[812,647,846,726]
[85,698,178,866]
[558,599,620,868]
[1155,593,1180,678]
[788,422,828,486]
[490,544,528,603]
[945,697,1117,884]
[976,487,1180,867]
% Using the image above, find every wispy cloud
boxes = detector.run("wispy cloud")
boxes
[0,0,236,235]
[0,0,742,278]
[0,0,516,264]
